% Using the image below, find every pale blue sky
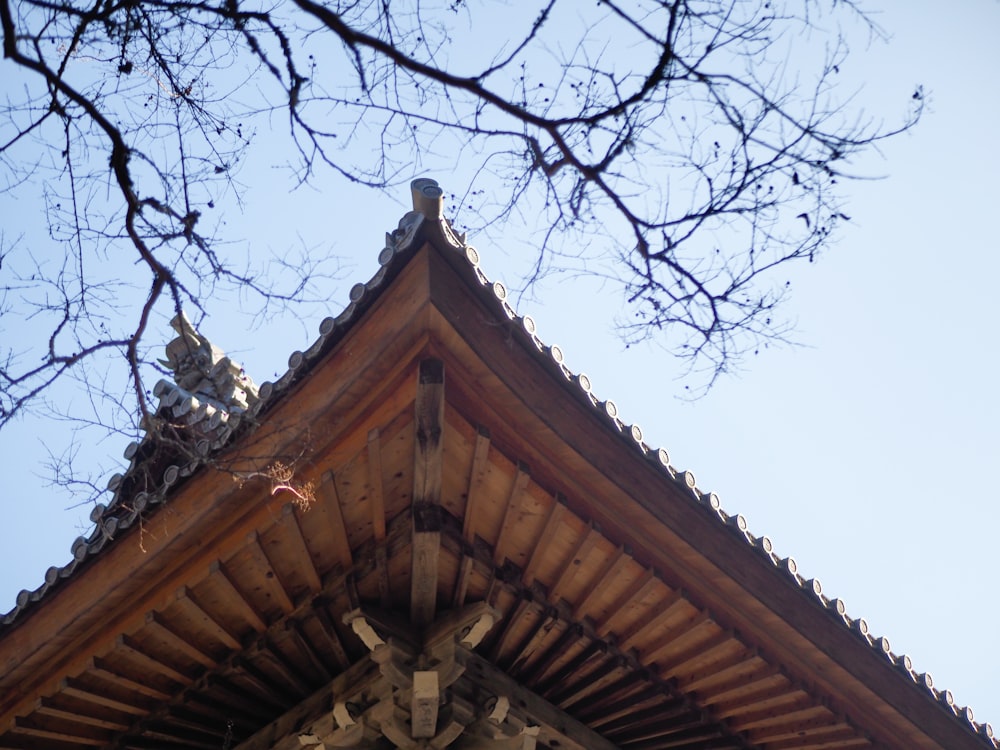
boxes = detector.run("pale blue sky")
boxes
[1,0,998,730]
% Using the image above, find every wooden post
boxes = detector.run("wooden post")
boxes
[411,671,439,738]
[411,359,445,628]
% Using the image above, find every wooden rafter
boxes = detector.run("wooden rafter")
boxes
[548,521,598,605]
[464,652,622,750]
[279,504,323,593]
[572,544,627,620]
[174,586,242,652]
[87,656,173,701]
[640,609,713,663]
[594,566,657,638]
[487,595,533,664]
[247,530,296,615]
[616,586,687,652]
[317,471,353,571]
[210,561,268,633]
[116,634,195,687]
[453,425,492,607]
[461,426,492,544]
[144,611,217,670]
[493,461,531,567]
[506,605,558,674]
[33,697,130,732]
[522,498,564,587]
[574,681,662,724]
[60,677,148,716]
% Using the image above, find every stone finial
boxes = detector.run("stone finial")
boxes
[411,178,443,219]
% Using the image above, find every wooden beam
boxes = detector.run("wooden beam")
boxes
[11,716,105,746]
[280,504,323,593]
[507,606,558,674]
[654,629,735,679]
[452,558,475,610]
[757,724,862,750]
[678,650,763,694]
[547,656,627,708]
[285,620,333,682]
[60,677,148,716]
[590,697,689,734]
[694,663,783,705]
[708,682,802,719]
[162,705,230,739]
[245,531,296,616]
[522,498,564,587]
[594,567,657,638]
[572,544,627,620]
[108,558,379,750]
[411,359,445,628]
[367,428,387,544]
[616,588,686,652]
[318,471,353,571]
[206,673,285,715]
[367,428,391,608]
[608,721,726,749]
[254,638,311,697]
[88,656,172,701]
[493,462,531,566]
[130,724,219,749]
[116,634,194,687]
[232,658,379,750]
[639,610,712,665]
[725,697,819,733]
[144,611,217,670]
[599,696,702,741]
[516,622,583,683]
[573,679,660,723]
[312,600,352,670]
[453,426,492,607]
[180,692,262,728]
[34,697,130,732]
[487,596,533,663]
[234,622,624,750]
[210,561,268,633]
[462,652,622,750]
[461,426,492,543]
[535,640,606,696]
[174,586,242,652]
[548,522,598,604]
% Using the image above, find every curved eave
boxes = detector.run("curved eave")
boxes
[0,199,993,750]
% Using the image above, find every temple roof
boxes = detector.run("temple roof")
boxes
[0,178,993,750]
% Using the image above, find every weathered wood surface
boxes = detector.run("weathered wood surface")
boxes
[411,359,446,628]
[0,240,987,750]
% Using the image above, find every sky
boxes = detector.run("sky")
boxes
[1,0,999,732]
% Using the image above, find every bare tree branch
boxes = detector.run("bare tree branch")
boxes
[0,0,922,496]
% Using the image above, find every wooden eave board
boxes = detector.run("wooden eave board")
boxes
[0,249,435,732]
[0,236,986,750]
[420,242,985,750]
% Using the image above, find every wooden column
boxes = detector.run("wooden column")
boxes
[411,359,445,627]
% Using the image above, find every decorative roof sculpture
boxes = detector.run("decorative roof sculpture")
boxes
[153,309,260,452]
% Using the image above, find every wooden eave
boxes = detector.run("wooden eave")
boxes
[0,206,991,750]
